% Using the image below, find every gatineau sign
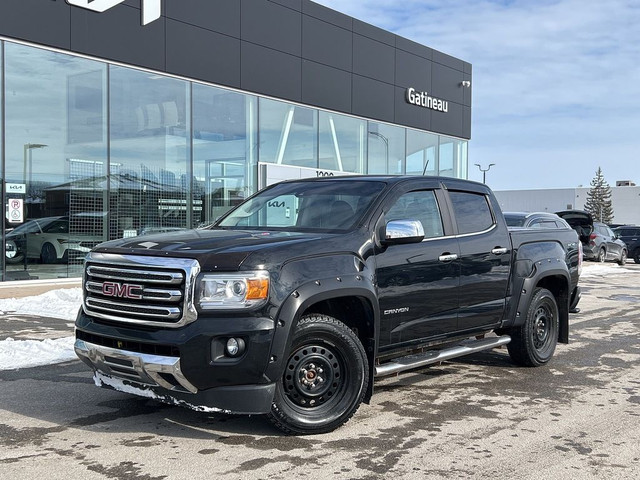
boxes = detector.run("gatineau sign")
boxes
[405,87,449,113]
[66,0,162,26]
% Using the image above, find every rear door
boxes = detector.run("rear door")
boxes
[445,186,511,332]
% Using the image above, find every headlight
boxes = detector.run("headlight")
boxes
[198,271,269,310]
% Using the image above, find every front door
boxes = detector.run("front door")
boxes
[376,187,460,349]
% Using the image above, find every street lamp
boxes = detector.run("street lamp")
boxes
[23,143,48,187]
[474,163,495,183]
[368,131,389,173]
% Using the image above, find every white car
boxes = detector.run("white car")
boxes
[5,216,101,264]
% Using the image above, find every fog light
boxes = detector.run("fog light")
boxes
[225,337,245,357]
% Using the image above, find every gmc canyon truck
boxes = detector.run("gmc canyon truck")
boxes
[75,176,581,434]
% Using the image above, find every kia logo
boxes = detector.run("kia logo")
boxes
[66,0,162,26]
[102,281,143,299]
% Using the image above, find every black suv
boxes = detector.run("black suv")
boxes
[613,225,640,264]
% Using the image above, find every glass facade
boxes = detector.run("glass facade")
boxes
[1,40,468,281]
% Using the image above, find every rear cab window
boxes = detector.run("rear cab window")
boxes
[448,191,495,234]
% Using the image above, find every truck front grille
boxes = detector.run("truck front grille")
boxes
[83,252,200,328]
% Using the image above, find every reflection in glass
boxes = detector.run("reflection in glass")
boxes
[259,98,317,168]
[367,122,405,175]
[406,130,438,176]
[193,84,257,224]
[110,67,190,238]
[439,137,467,178]
[4,43,107,280]
[319,112,366,173]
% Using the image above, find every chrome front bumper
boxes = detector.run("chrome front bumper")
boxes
[74,339,197,394]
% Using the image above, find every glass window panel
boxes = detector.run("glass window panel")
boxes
[4,42,107,280]
[406,130,438,176]
[193,84,257,225]
[318,112,366,173]
[110,66,190,238]
[259,98,317,169]
[367,122,405,175]
[439,137,467,178]
[449,191,494,234]
[386,190,444,238]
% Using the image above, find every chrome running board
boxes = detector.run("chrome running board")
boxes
[375,335,511,377]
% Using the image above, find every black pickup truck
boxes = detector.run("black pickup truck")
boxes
[75,176,581,434]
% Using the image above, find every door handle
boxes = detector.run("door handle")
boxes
[491,247,508,255]
[438,253,458,262]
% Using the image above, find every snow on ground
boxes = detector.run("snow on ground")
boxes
[580,262,639,278]
[0,287,82,320]
[0,288,81,371]
[0,336,77,370]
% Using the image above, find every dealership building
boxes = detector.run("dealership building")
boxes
[0,0,472,281]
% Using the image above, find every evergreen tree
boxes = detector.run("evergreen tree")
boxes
[584,167,614,223]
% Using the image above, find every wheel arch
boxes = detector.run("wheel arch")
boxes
[265,276,379,402]
[514,268,570,344]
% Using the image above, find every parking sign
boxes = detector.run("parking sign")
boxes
[8,198,24,223]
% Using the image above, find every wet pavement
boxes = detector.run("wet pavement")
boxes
[0,264,639,479]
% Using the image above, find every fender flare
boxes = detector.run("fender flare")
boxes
[263,274,379,388]
[512,263,570,344]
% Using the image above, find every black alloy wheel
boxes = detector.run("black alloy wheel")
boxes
[268,314,368,435]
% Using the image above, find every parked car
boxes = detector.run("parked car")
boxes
[613,225,640,264]
[556,211,627,264]
[5,216,101,264]
[503,211,572,229]
[505,212,581,312]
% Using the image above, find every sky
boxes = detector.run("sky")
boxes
[314,0,640,191]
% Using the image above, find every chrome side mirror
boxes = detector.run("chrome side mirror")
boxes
[383,220,425,245]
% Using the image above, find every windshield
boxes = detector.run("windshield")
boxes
[216,180,385,231]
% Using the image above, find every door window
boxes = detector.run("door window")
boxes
[386,190,444,238]
[448,191,494,234]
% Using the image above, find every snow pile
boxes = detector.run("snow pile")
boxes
[0,336,76,370]
[580,263,637,279]
[0,287,82,320]
[0,288,82,371]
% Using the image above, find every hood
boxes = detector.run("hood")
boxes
[93,228,334,270]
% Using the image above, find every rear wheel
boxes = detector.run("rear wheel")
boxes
[268,314,368,435]
[597,248,606,263]
[507,288,559,367]
[617,249,627,266]
[633,249,640,264]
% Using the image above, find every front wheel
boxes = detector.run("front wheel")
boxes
[268,314,369,435]
[634,249,640,265]
[507,288,559,367]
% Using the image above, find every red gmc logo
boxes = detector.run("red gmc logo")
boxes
[102,282,143,299]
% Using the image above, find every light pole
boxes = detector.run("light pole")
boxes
[23,143,48,187]
[474,163,495,183]
[368,131,389,173]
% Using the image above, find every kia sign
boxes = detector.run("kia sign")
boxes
[66,0,162,26]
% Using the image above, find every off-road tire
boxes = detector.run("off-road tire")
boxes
[267,314,368,435]
[507,288,559,367]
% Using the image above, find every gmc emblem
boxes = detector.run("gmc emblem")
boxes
[102,282,143,299]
